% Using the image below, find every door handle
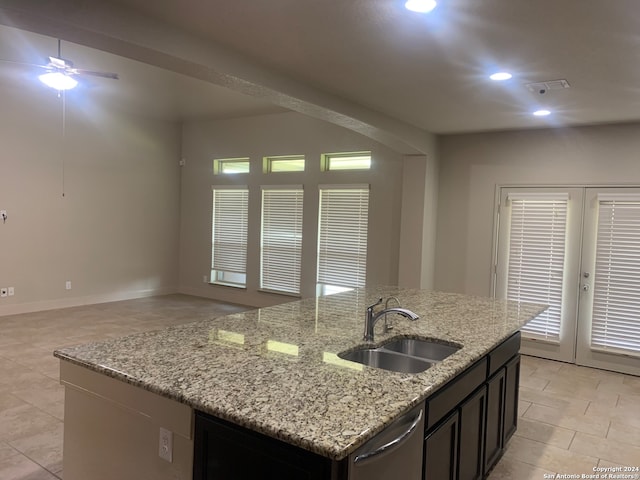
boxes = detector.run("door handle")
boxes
[353,409,423,464]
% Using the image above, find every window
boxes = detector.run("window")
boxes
[591,195,640,354]
[321,151,371,171]
[260,186,304,295]
[214,158,250,174]
[317,185,369,294]
[211,187,249,287]
[505,193,569,341]
[264,155,305,173]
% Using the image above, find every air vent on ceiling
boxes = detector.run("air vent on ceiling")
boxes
[525,79,570,94]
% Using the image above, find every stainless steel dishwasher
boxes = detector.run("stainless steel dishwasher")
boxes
[348,403,424,480]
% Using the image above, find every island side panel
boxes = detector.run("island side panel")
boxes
[60,361,194,480]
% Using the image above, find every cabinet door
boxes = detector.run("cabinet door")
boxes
[503,355,521,444]
[484,368,506,472]
[424,411,458,480]
[193,411,333,480]
[458,386,487,480]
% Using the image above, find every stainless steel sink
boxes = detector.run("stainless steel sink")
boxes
[338,338,461,374]
[339,349,435,374]
[381,338,460,362]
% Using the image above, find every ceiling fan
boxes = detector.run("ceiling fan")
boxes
[1,39,119,90]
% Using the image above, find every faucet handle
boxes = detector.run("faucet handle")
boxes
[367,297,384,311]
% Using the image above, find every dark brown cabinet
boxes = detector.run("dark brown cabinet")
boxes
[193,412,337,480]
[484,368,506,473]
[458,386,487,480]
[424,412,458,480]
[423,332,521,480]
[503,354,521,443]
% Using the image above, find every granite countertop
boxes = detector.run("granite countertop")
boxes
[54,287,545,460]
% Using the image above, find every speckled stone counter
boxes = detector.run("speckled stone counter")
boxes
[54,287,545,460]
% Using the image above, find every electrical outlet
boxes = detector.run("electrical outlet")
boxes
[65,281,72,290]
[0,288,7,298]
[8,287,14,296]
[159,427,173,462]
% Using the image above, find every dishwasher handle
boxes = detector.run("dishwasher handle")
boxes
[353,409,423,465]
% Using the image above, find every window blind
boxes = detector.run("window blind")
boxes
[211,188,248,280]
[591,197,640,354]
[317,186,369,289]
[260,187,304,294]
[506,194,569,341]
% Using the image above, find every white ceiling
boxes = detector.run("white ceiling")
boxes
[1,0,639,137]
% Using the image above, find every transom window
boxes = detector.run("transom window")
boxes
[214,157,250,175]
[264,155,305,173]
[321,152,371,171]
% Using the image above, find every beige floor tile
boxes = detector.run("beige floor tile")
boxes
[608,421,640,448]
[518,400,532,417]
[8,422,63,474]
[597,458,633,469]
[523,403,610,437]
[11,380,65,421]
[622,374,640,388]
[521,355,564,372]
[560,363,627,384]
[0,442,20,463]
[570,431,640,467]
[0,364,54,391]
[515,417,576,449]
[0,404,62,442]
[586,398,640,429]
[0,451,60,480]
[543,380,620,406]
[504,435,599,474]
[519,374,550,391]
[519,386,590,415]
[0,393,27,413]
[487,453,556,479]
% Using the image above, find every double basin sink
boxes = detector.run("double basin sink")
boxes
[338,338,461,374]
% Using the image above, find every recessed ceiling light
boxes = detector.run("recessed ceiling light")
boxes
[489,72,512,81]
[405,0,437,13]
[39,72,78,91]
[533,109,551,117]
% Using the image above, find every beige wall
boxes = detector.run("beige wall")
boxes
[178,112,407,307]
[435,122,640,297]
[0,80,181,315]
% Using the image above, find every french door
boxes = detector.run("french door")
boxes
[495,186,640,376]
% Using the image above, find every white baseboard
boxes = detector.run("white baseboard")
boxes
[0,287,179,317]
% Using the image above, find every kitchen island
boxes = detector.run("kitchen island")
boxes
[54,287,545,480]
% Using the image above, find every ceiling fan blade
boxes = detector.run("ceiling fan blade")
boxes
[48,56,71,69]
[0,58,49,69]
[72,68,119,80]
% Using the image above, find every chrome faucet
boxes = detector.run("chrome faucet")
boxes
[363,297,420,341]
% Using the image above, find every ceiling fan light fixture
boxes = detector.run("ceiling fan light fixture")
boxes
[490,72,512,81]
[405,0,437,13]
[38,71,78,91]
[533,109,551,117]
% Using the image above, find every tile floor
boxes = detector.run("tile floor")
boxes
[0,294,638,479]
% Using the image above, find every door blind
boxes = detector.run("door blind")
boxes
[260,187,303,295]
[317,186,369,289]
[591,197,640,354]
[211,188,248,274]
[506,194,569,341]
